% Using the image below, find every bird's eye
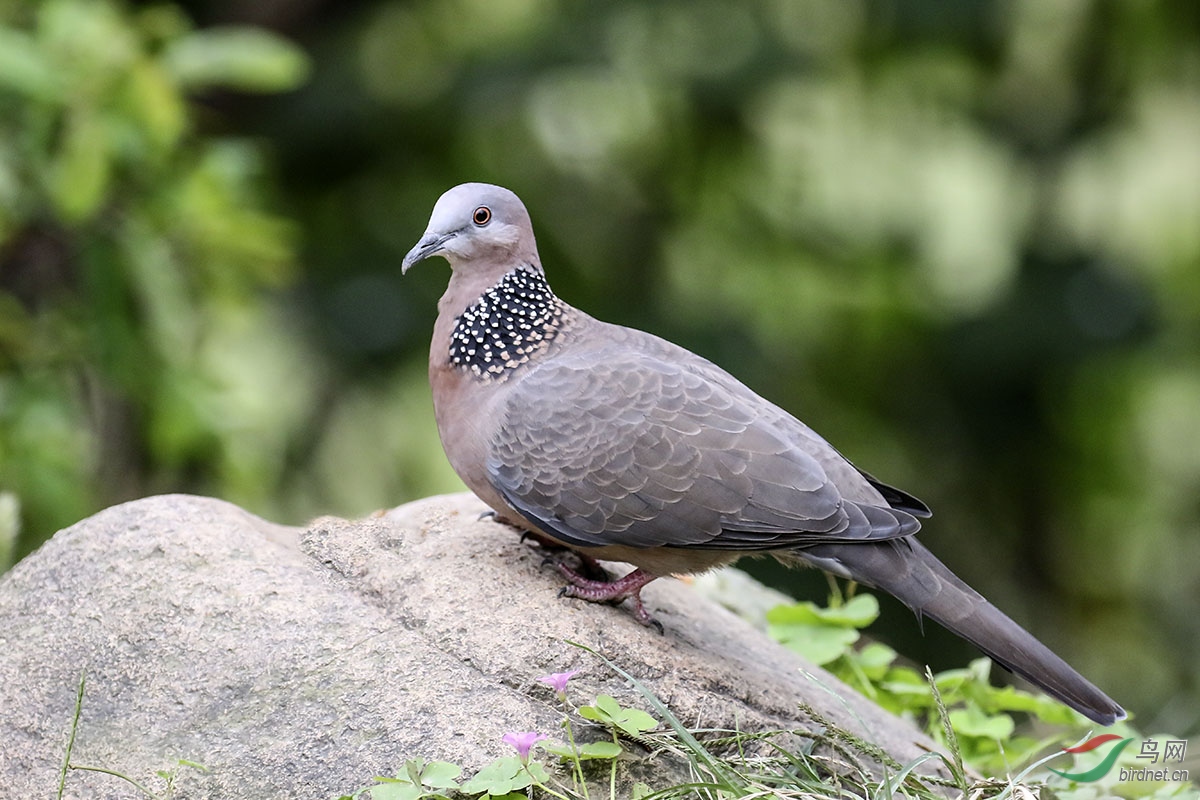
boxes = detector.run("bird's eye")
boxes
[472,206,492,226]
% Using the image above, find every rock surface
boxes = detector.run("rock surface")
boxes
[0,493,950,798]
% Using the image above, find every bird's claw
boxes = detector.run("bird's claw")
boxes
[554,564,663,631]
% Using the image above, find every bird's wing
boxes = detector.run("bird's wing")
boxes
[486,344,920,551]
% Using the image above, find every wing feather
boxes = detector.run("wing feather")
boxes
[487,331,921,552]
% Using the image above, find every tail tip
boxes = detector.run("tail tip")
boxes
[1085,702,1127,727]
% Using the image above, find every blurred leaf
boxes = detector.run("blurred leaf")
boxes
[38,0,137,95]
[0,27,62,100]
[164,27,310,93]
[48,111,112,222]
[122,59,187,153]
[765,594,879,628]
[769,622,859,666]
[881,669,938,698]
[768,595,881,664]
[172,141,296,283]
[974,685,1081,726]
[847,641,898,681]
[946,705,1015,740]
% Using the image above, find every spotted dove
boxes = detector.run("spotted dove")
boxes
[402,182,1125,726]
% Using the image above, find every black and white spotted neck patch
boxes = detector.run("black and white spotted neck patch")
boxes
[449,267,567,380]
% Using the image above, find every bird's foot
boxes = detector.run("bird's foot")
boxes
[520,532,611,581]
[556,565,662,632]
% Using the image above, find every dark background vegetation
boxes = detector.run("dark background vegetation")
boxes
[1,0,1197,735]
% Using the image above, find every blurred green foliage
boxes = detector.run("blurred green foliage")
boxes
[1,0,1197,733]
[0,0,307,550]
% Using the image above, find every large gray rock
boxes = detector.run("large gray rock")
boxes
[0,493,950,798]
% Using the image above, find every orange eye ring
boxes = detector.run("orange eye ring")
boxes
[472,206,492,225]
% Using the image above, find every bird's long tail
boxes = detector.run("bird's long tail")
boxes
[798,538,1125,726]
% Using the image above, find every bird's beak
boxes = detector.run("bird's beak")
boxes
[402,232,454,274]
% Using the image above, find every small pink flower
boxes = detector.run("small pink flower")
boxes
[537,670,579,698]
[502,731,547,762]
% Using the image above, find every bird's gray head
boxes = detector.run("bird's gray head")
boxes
[402,183,539,274]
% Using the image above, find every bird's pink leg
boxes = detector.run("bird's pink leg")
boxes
[509,523,662,627]
[555,564,661,629]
